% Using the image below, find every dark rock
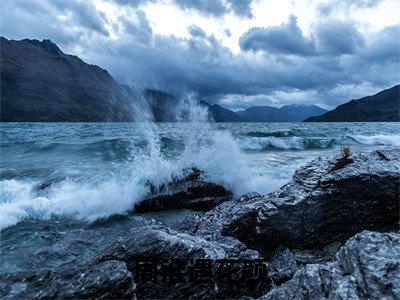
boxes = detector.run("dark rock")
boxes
[336,230,400,299]
[135,168,232,212]
[268,248,298,285]
[32,230,101,269]
[260,231,400,299]
[97,225,270,299]
[98,225,259,268]
[195,150,399,254]
[1,261,133,299]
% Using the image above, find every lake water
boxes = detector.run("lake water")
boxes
[1,121,399,273]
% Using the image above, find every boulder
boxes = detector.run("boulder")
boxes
[97,225,270,299]
[0,260,133,299]
[134,168,232,213]
[195,150,399,253]
[260,231,400,300]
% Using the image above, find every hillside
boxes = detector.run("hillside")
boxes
[0,37,137,121]
[305,85,400,122]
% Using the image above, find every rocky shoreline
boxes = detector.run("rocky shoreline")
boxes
[1,149,399,299]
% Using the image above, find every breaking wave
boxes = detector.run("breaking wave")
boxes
[238,136,337,151]
[0,93,279,230]
[349,134,400,147]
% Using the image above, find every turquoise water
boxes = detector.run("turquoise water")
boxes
[1,122,399,230]
[0,121,399,273]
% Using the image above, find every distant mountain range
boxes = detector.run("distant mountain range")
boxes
[305,85,400,122]
[199,102,327,122]
[1,37,398,122]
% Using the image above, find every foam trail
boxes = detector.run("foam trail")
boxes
[0,89,279,230]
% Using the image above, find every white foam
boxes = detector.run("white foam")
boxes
[351,134,400,147]
[0,92,281,230]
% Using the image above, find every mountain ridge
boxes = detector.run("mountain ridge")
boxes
[305,85,400,122]
[1,37,395,122]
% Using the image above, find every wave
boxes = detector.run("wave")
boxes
[0,178,148,231]
[0,93,280,230]
[245,130,300,138]
[349,134,400,147]
[238,136,336,151]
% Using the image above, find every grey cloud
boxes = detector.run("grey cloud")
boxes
[173,0,254,18]
[50,0,109,37]
[119,10,153,45]
[317,0,381,17]
[188,25,206,38]
[0,0,398,111]
[316,20,365,55]
[361,24,400,62]
[173,0,228,17]
[239,15,315,56]
[227,0,253,18]
[240,17,367,57]
[108,0,153,6]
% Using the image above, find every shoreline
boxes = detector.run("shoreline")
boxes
[1,148,399,299]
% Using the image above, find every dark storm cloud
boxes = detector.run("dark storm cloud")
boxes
[315,20,365,55]
[0,0,398,110]
[239,15,315,56]
[240,16,366,57]
[361,24,400,62]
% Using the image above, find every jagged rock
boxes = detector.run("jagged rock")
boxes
[134,168,232,212]
[0,260,133,299]
[260,231,400,300]
[336,230,400,299]
[97,225,269,299]
[268,248,298,285]
[195,150,399,253]
[98,225,259,269]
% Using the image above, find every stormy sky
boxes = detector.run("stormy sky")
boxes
[1,0,399,110]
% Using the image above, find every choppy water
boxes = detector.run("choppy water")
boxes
[1,120,399,274]
[1,121,400,230]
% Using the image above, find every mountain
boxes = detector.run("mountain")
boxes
[144,89,177,122]
[235,104,326,122]
[1,37,135,121]
[280,104,327,122]
[237,106,289,122]
[200,101,244,122]
[305,85,400,122]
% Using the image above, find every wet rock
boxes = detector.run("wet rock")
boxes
[97,225,269,299]
[268,248,298,285]
[1,260,133,299]
[98,225,259,269]
[135,168,232,212]
[336,230,400,299]
[260,231,400,300]
[196,150,399,253]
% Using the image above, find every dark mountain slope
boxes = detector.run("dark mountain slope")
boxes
[200,101,245,122]
[280,104,327,122]
[305,85,400,122]
[237,105,290,122]
[1,37,135,121]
